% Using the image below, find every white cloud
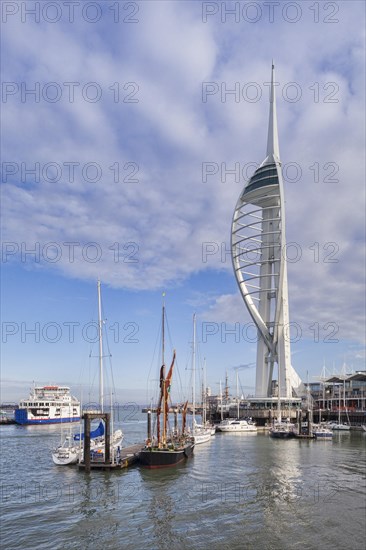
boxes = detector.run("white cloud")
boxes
[1,1,365,340]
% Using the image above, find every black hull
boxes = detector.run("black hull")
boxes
[270,431,295,439]
[139,443,194,469]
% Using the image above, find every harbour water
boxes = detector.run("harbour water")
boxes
[1,412,365,550]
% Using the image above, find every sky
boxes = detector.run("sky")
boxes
[1,0,365,405]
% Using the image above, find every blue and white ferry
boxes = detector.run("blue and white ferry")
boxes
[15,385,80,425]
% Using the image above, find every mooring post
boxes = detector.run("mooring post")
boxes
[84,414,91,473]
[297,409,302,435]
[147,410,152,440]
[105,413,110,464]
[174,409,178,433]
[307,410,311,436]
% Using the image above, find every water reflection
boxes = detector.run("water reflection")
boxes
[264,439,303,502]
[1,422,365,549]
[139,463,191,548]
[74,475,120,549]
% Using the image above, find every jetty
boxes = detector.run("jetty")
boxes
[77,411,143,472]
[78,443,143,471]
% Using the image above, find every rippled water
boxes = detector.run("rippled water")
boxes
[1,415,365,550]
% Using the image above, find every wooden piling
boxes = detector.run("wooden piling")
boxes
[84,414,91,473]
[147,410,151,440]
[105,413,110,463]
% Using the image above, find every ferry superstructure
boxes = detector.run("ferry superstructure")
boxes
[15,385,80,425]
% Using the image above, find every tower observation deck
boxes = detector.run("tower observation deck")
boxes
[231,64,302,399]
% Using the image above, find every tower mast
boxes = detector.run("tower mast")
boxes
[231,63,301,400]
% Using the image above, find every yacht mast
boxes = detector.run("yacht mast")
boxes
[97,280,104,413]
[203,357,207,424]
[219,380,223,421]
[236,371,239,420]
[192,313,196,429]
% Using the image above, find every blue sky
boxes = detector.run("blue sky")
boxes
[1,1,365,404]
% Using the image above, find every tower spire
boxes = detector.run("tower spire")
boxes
[263,62,280,165]
[232,64,303,400]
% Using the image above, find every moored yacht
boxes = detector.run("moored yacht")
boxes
[330,422,351,431]
[217,418,257,432]
[52,422,123,465]
[312,424,333,439]
[216,370,257,433]
[191,419,212,444]
[51,281,123,465]
[194,421,216,436]
[190,315,213,446]
[269,421,296,439]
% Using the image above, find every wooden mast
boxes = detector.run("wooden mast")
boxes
[161,293,166,445]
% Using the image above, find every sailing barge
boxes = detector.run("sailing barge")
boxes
[139,300,195,468]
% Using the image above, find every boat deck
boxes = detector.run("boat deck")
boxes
[78,443,143,471]
[0,418,16,425]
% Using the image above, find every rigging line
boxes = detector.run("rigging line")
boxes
[146,316,162,405]
[164,307,175,356]
[104,333,116,397]
[99,299,118,398]
[174,355,186,405]
[164,308,187,403]
[194,333,204,399]
[87,354,98,407]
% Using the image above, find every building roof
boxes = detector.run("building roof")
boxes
[325,372,366,383]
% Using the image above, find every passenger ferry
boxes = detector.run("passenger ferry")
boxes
[15,385,80,425]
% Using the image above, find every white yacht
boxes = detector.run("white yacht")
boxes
[216,370,257,433]
[217,418,257,432]
[312,424,333,439]
[190,315,213,446]
[52,281,123,465]
[331,422,350,431]
[52,423,123,465]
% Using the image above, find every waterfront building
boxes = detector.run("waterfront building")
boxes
[202,371,366,427]
[307,371,366,425]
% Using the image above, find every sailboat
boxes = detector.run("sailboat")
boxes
[52,281,123,465]
[139,298,195,468]
[52,421,105,465]
[269,366,295,439]
[193,358,216,435]
[190,314,212,445]
[331,379,351,431]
